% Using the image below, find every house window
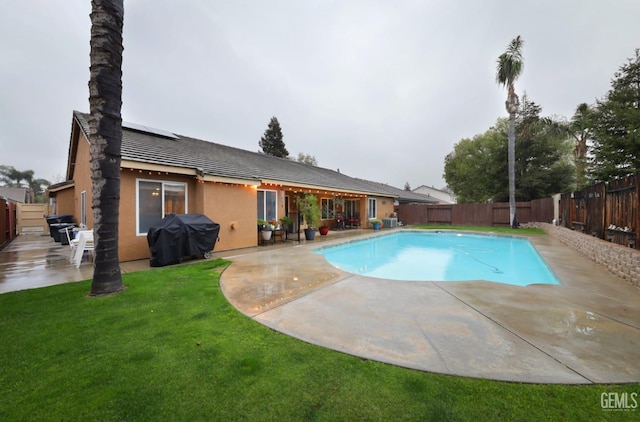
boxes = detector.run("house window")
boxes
[257,190,277,222]
[368,198,377,219]
[137,180,187,235]
[80,190,87,226]
[321,198,334,219]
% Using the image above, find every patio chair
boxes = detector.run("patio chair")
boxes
[71,230,94,268]
[65,225,90,263]
[64,227,79,262]
[347,214,360,229]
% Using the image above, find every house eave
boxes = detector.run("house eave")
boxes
[120,159,260,186]
[47,180,75,193]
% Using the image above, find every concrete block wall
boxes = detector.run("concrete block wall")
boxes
[527,222,640,288]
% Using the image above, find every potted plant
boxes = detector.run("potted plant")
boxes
[370,219,382,230]
[296,193,321,240]
[262,221,274,241]
[319,221,330,236]
[279,216,293,233]
[257,218,273,241]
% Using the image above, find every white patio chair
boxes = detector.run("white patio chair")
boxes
[71,230,94,268]
[65,227,79,262]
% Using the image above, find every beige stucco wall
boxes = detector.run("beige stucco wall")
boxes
[73,133,94,228]
[199,182,258,252]
[54,188,75,217]
[363,196,395,227]
[376,196,395,219]
[117,173,259,262]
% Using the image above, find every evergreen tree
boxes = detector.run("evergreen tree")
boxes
[589,49,640,182]
[404,182,411,191]
[259,117,289,158]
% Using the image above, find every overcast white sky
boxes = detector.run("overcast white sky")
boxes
[2,1,639,190]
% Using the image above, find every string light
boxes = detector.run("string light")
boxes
[122,167,370,197]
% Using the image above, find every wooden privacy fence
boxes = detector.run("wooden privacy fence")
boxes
[560,172,639,249]
[398,198,554,227]
[1,198,18,248]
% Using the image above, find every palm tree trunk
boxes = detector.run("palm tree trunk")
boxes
[88,0,124,295]
[508,111,517,228]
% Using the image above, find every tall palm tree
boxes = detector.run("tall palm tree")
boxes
[496,35,524,228]
[88,0,124,296]
[570,103,591,189]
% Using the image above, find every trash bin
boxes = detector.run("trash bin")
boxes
[51,223,76,243]
[46,214,74,237]
[58,225,77,245]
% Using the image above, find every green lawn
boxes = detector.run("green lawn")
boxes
[0,259,637,421]
[412,224,546,235]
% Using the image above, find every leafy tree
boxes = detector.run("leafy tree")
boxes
[404,182,411,191]
[295,152,318,166]
[570,103,593,189]
[88,0,124,296]
[0,165,50,203]
[28,178,50,203]
[0,165,32,188]
[444,121,507,203]
[259,117,289,158]
[444,98,574,203]
[588,49,640,182]
[511,97,574,201]
[496,35,524,228]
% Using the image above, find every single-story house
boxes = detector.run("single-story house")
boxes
[52,111,404,261]
[357,180,439,207]
[412,185,456,204]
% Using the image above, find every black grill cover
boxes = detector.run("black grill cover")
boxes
[147,214,220,267]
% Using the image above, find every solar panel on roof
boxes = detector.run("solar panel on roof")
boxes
[122,121,178,139]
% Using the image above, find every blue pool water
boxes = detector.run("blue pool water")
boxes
[316,231,560,286]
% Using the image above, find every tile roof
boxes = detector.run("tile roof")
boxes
[73,111,398,197]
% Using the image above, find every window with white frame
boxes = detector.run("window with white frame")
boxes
[80,190,87,226]
[321,198,334,219]
[257,189,277,222]
[137,180,187,234]
[368,198,377,219]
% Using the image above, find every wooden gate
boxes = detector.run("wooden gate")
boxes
[17,203,49,234]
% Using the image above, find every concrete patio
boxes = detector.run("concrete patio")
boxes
[2,229,640,384]
[219,229,640,384]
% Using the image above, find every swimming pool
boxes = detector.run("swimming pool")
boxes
[316,231,560,286]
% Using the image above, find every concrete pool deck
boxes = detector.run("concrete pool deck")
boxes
[2,229,640,384]
[219,228,640,384]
